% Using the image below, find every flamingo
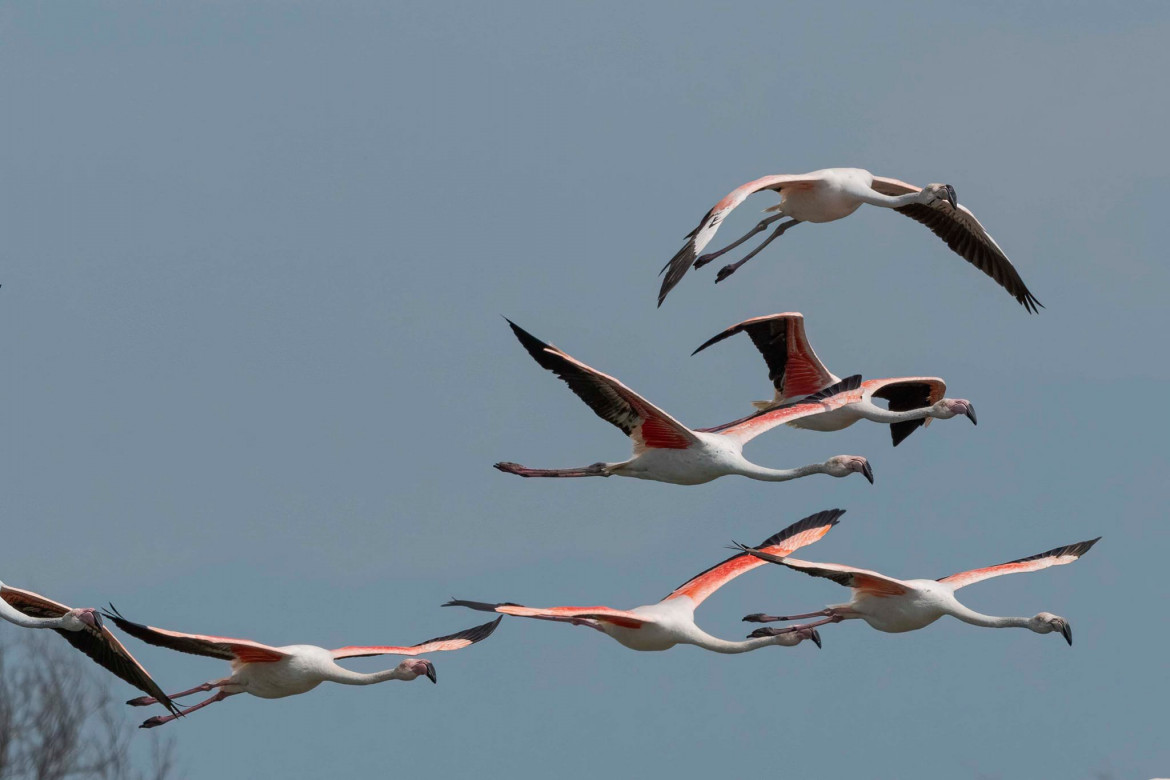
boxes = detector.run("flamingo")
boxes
[0,580,179,715]
[445,509,843,653]
[494,320,874,485]
[692,312,976,446]
[100,607,502,729]
[658,167,1040,312]
[738,536,1100,645]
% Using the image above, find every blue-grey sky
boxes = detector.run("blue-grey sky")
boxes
[1,2,1166,778]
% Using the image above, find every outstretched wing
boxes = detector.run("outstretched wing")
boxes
[331,617,502,659]
[937,538,1101,590]
[1,588,178,714]
[661,509,844,607]
[708,375,863,445]
[871,176,1041,313]
[692,313,840,405]
[740,552,910,598]
[866,376,947,446]
[443,599,650,630]
[506,320,698,452]
[658,174,821,305]
[103,606,288,664]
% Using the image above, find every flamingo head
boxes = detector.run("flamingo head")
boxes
[66,608,103,632]
[933,398,977,425]
[922,183,958,210]
[1030,613,1072,646]
[399,658,437,683]
[825,455,874,484]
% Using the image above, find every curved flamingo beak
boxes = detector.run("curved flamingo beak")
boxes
[424,661,437,684]
[965,404,977,425]
[93,611,104,630]
[861,461,874,484]
[945,184,958,210]
[809,629,822,649]
[1060,622,1072,646]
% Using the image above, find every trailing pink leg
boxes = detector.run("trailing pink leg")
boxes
[140,690,239,729]
[494,461,610,478]
[743,608,833,623]
[749,615,843,638]
[128,682,216,707]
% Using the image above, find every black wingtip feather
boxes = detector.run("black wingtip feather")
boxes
[798,374,862,404]
[754,509,845,549]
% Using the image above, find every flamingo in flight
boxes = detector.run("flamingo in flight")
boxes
[657,167,1040,312]
[738,536,1100,645]
[494,320,874,486]
[101,607,501,729]
[692,312,976,446]
[0,580,179,715]
[446,509,842,653]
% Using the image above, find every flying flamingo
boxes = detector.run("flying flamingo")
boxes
[101,607,502,729]
[657,167,1040,312]
[494,320,874,485]
[738,536,1100,645]
[0,580,179,715]
[692,312,976,446]
[445,509,842,653]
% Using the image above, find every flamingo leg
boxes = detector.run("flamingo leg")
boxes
[692,214,786,269]
[494,461,610,478]
[139,690,239,729]
[127,682,216,707]
[749,615,843,638]
[714,219,802,283]
[743,608,833,623]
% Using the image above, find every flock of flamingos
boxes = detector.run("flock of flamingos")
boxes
[1,167,1097,729]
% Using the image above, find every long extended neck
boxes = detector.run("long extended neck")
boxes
[737,461,826,483]
[851,186,925,209]
[684,627,787,654]
[322,664,412,686]
[947,602,1031,630]
[858,401,934,424]
[0,599,66,630]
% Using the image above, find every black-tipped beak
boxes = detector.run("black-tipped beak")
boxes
[861,461,874,484]
[945,184,958,210]
[1060,622,1072,646]
[809,629,822,649]
[93,612,104,630]
[966,405,978,425]
[425,663,437,684]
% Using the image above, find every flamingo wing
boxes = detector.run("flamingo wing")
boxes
[867,376,947,446]
[706,374,863,445]
[102,606,288,664]
[692,313,840,404]
[331,616,502,659]
[661,509,844,607]
[658,174,823,305]
[443,599,650,629]
[871,176,1041,313]
[507,320,698,452]
[938,538,1101,590]
[739,552,911,598]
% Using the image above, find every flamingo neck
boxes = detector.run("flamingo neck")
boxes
[0,599,67,630]
[322,664,411,686]
[858,401,934,424]
[738,462,825,483]
[946,603,1031,630]
[685,628,786,654]
[852,187,927,209]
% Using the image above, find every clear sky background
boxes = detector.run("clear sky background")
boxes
[1,3,1166,778]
